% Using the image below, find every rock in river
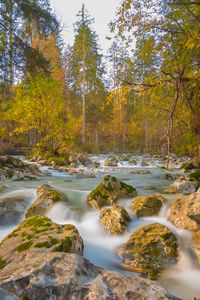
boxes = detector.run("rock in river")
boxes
[0,252,177,300]
[100,205,131,234]
[131,194,166,217]
[0,215,83,265]
[87,175,137,209]
[118,223,178,280]
[168,191,200,231]
[171,176,198,195]
[104,158,118,167]
[25,184,68,217]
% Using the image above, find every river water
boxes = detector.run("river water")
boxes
[0,155,200,299]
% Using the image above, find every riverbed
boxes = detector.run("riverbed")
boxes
[0,155,200,299]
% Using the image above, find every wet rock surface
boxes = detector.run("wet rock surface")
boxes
[0,156,40,181]
[168,192,200,231]
[99,205,131,234]
[0,195,28,225]
[87,175,137,209]
[171,176,198,195]
[131,194,166,217]
[25,184,68,217]
[0,252,178,300]
[118,223,178,280]
[0,215,83,265]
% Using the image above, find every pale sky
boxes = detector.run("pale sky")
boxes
[49,0,121,54]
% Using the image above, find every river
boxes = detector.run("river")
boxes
[0,154,200,299]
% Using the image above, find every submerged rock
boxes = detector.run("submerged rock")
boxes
[171,176,198,195]
[118,223,178,280]
[168,192,200,231]
[25,184,68,217]
[87,175,137,209]
[130,170,151,175]
[131,194,166,217]
[0,215,83,266]
[0,252,175,300]
[100,205,131,234]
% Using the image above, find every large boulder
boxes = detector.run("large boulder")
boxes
[171,176,198,195]
[0,252,177,300]
[0,195,28,225]
[100,205,131,234]
[0,215,83,265]
[87,175,137,209]
[168,192,200,231]
[131,194,166,217]
[118,223,178,280]
[25,184,68,217]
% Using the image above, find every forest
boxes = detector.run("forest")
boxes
[0,0,199,159]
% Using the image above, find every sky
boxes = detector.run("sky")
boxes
[49,0,122,54]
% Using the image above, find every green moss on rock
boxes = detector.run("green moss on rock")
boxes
[16,241,33,252]
[0,216,84,263]
[100,205,131,234]
[53,237,72,252]
[87,175,137,209]
[0,257,5,269]
[131,194,166,217]
[118,223,178,280]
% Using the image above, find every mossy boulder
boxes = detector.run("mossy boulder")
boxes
[87,175,137,209]
[25,184,68,217]
[100,205,131,234]
[131,194,166,217]
[0,215,83,269]
[168,192,200,231]
[118,223,178,280]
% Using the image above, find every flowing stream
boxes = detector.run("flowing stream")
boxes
[0,155,200,299]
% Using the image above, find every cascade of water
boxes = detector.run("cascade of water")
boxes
[0,154,199,298]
